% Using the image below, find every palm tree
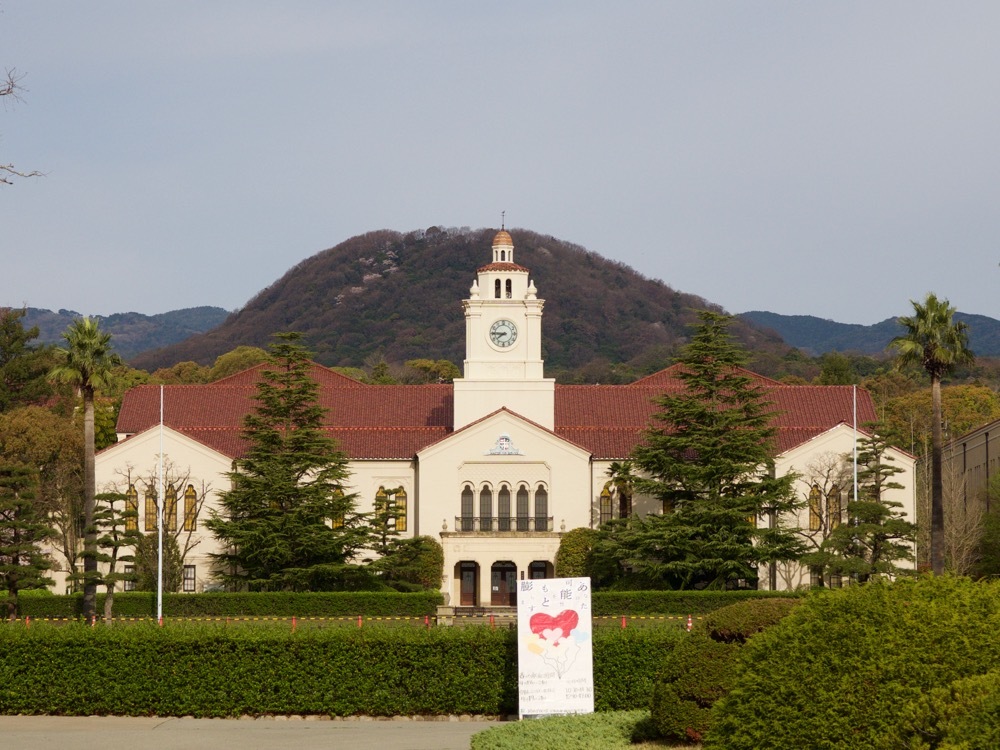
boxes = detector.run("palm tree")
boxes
[49,318,121,621]
[889,293,974,575]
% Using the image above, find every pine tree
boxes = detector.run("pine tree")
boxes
[94,490,141,620]
[0,464,54,619]
[624,311,804,589]
[206,333,367,591]
[809,432,916,583]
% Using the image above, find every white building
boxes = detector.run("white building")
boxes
[80,230,916,602]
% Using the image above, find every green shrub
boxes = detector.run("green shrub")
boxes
[651,632,740,743]
[706,576,1000,750]
[555,528,598,578]
[891,669,1000,749]
[700,597,800,644]
[593,627,686,711]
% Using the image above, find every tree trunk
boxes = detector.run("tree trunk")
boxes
[82,386,97,621]
[931,375,945,575]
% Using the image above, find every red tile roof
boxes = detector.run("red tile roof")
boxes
[115,364,875,461]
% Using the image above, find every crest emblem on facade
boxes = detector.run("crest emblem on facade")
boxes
[486,433,523,456]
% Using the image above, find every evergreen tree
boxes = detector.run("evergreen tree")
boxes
[806,432,916,583]
[623,311,804,589]
[0,307,54,413]
[94,490,141,619]
[133,532,182,593]
[0,464,54,618]
[206,333,367,591]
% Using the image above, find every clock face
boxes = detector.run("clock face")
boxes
[489,319,518,348]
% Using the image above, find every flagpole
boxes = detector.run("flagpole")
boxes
[157,385,164,623]
[853,385,858,503]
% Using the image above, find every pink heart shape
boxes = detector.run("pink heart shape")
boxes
[530,610,578,641]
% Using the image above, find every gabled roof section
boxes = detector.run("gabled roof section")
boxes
[211,362,365,387]
[553,380,877,459]
[114,362,878,464]
[418,406,591,457]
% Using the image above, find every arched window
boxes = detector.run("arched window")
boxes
[534,485,548,531]
[375,486,391,530]
[516,485,530,531]
[461,485,475,531]
[331,488,345,529]
[505,279,512,298]
[183,484,197,531]
[480,485,493,531]
[498,485,511,531]
[394,488,408,532]
[494,279,501,299]
[808,485,822,531]
[144,487,157,532]
[500,249,506,261]
[599,485,612,526]
[828,484,842,529]
[125,484,139,532]
[165,484,178,533]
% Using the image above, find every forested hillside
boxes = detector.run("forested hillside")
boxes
[131,227,798,380]
[740,310,1000,357]
[19,307,229,361]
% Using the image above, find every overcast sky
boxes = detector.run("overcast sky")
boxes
[2,2,999,325]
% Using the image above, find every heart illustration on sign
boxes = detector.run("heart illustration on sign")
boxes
[529,610,579,643]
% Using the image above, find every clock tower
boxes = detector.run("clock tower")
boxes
[453,230,556,430]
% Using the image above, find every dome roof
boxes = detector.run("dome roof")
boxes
[492,230,513,247]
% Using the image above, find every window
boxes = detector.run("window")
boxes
[618,489,632,519]
[599,486,612,526]
[125,484,139,532]
[183,565,196,593]
[461,485,475,531]
[144,488,157,532]
[828,484,842,529]
[183,484,197,531]
[498,485,511,531]
[394,488,407,532]
[123,564,135,592]
[480,486,493,531]
[331,488,345,529]
[165,484,178,533]
[529,561,549,579]
[810,566,824,588]
[534,485,548,531]
[494,279,501,299]
[376,486,391,530]
[505,279,512,298]
[516,485,529,531]
[808,485,822,531]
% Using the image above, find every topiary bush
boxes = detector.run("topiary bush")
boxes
[700,597,800,644]
[891,669,1000,750]
[650,632,740,743]
[706,576,1000,750]
[555,527,598,578]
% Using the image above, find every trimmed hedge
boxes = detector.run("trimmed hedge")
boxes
[4,591,443,620]
[707,576,1000,750]
[592,589,804,616]
[700,597,800,644]
[0,622,680,717]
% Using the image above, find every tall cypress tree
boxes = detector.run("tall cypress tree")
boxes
[0,464,54,618]
[206,333,366,591]
[624,311,804,589]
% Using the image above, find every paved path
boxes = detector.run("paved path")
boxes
[0,715,501,750]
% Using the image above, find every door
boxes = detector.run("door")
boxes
[459,562,478,606]
[491,562,517,606]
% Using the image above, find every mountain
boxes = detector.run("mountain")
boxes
[18,306,230,361]
[739,311,1000,357]
[129,227,794,376]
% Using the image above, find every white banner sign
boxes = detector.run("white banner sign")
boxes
[517,576,594,718]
